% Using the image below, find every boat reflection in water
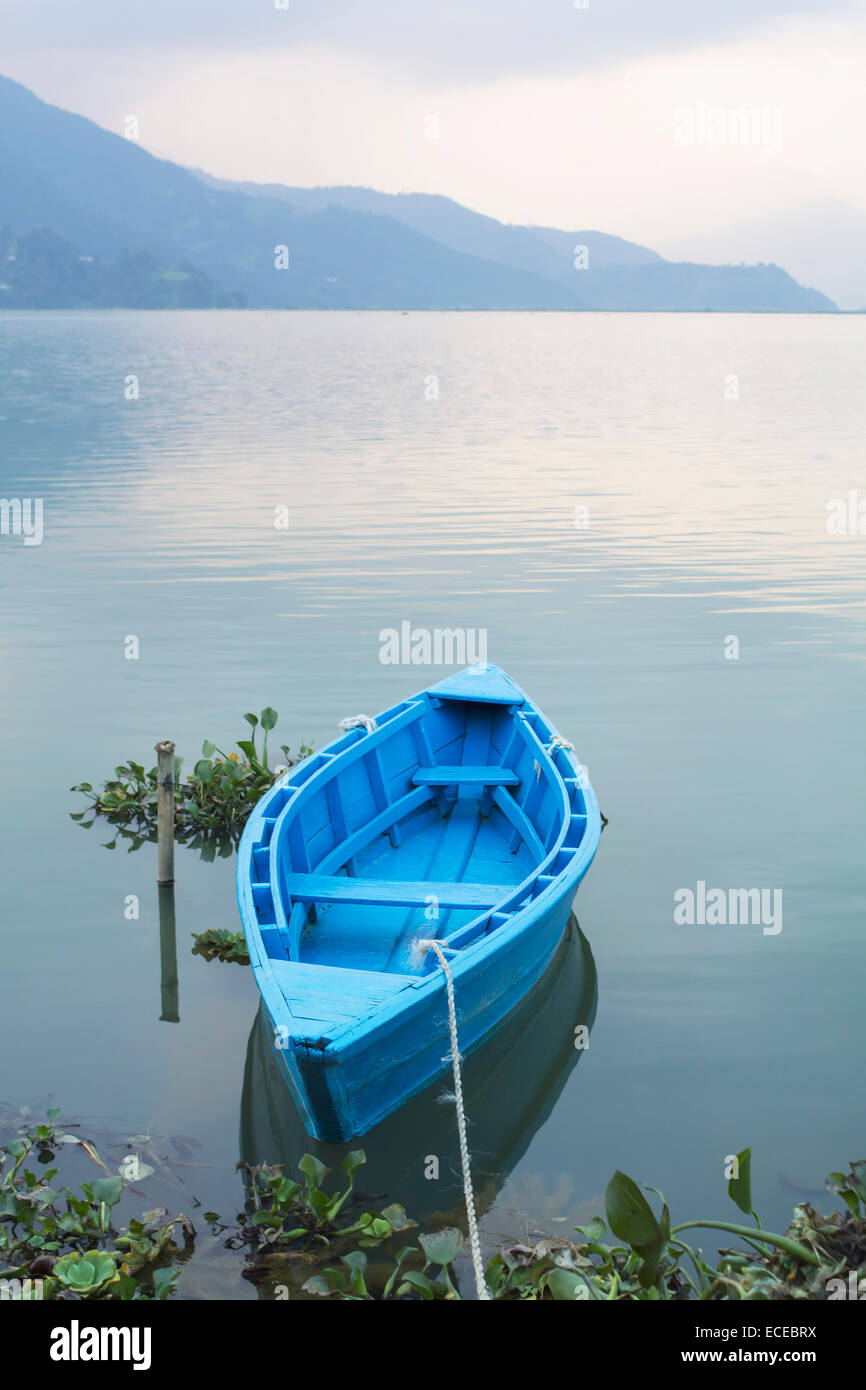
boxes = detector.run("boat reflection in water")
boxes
[240,917,597,1225]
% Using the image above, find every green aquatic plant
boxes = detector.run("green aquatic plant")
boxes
[303,1250,373,1300]
[0,1112,194,1301]
[190,928,250,964]
[299,1149,866,1301]
[53,1250,119,1296]
[232,1149,412,1255]
[71,707,312,848]
[4,1109,863,1302]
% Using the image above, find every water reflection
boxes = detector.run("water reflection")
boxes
[239,917,597,1225]
[157,884,180,1023]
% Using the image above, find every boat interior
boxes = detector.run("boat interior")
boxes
[246,673,591,991]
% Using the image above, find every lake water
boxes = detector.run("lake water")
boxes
[1,310,864,1297]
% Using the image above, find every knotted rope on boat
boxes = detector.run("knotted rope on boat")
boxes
[546,734,575,753]
[338,714,378,734]
[546,734,609,826]
[416,938,490,1301]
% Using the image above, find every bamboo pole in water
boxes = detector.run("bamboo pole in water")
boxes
[155,740,176,885]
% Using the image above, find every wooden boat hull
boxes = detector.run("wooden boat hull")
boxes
[237,664,602,1141]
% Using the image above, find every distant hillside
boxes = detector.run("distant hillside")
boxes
[0,75,586,311]
[663,198,866,312]
[205,176,834,311]
[564,259,835,312]
[202,178,663,282]
[0,228,243,308]
[0,73,838,312]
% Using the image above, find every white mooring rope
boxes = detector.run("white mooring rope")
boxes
[416,938,490,1300]
[546,734,575,753]
[338,714,378,734]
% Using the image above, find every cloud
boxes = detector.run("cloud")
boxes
[2,0,861,82]
[21,14,856,249]
[2,1,864,267]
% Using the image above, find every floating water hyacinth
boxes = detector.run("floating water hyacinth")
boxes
[3,1108,864,1300]
[70,708,312,849]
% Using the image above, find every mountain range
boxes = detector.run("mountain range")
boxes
[0,73,838,312]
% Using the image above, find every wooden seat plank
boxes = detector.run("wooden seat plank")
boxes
[411,765,519,787]
[285,873,505,910]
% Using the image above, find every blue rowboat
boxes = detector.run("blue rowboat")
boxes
[236,663,602,1141]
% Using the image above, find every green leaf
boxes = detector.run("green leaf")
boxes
[420,1227,464,1267]
[272,1177,301,1207]
[398,1271,438,1299]
[380,1202,412,1231]
[201,740,216,758]
[108,1272,137,1300]
[243,713,259,728]
[152,1266,179,1301]
[728,1147,752,1216]
[849,1161,866,1205]
[303,1270,345,1296]
[546,1269,588,1300]
[826,1172,860,1216]
[342,1149,366,1178]
[194,759,214,785]
[605,1171,666,1289]
[307,1190,331,1219]
[260,707,278,731]
[90,1177,123,1207]
[575,1216,606,1242]
[383,1245,417,1299]
[606,1171,661,1248]
[298,1154,328,1192]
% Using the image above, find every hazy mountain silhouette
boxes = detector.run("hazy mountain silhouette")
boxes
[0,74,837,312]
[202,176,837,310]
[200,177,664,282]
[665,198,866,311]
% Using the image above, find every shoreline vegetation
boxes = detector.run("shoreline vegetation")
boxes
[2,1111,863,1300]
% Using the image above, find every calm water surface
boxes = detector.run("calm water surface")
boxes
[1,311,864,1296]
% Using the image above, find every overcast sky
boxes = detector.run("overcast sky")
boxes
[3,0,865,249]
